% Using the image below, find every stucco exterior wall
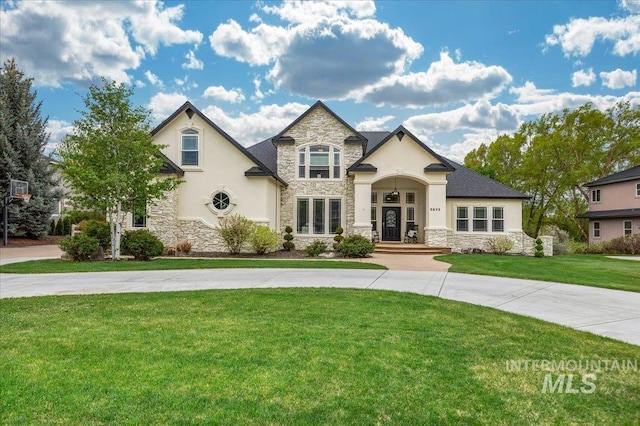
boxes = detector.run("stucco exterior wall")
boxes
[589,179,640,211]
[590,217,639,242]
[276,106,363,249]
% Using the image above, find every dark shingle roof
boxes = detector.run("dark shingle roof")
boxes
[246,138,278,174]
[584,165,640,187]
[443,159,529,199]
[577,208,640,219]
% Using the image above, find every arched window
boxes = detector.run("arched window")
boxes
[298,145,341,179]
[181,129,199,166]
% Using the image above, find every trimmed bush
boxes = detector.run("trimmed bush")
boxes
[603,234,640,255]
[250,226,279,255]
[486,236,514,255]
[54,219,63,236]
[121,230,164,261]
[534,238,544,258]
[336,235,375,258]
[305,240,327,257]
[58,234,100,262]
[333,226,345,250]
[214,214,256,254]
[176,240,192,255]
[571,241,605,254]
[283,226,295,251]
[82,220,111,250]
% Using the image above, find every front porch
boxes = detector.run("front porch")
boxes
[374,242,451,255]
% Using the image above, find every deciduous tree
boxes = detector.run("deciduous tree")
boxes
[59,79,180,259]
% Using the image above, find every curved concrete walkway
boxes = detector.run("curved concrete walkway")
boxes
[2,264,639,346]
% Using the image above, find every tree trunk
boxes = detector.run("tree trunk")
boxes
[108,208,116,261]
[114,200,122,260]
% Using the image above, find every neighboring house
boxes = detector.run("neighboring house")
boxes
[578,165,640,243]
[131,101,550,255]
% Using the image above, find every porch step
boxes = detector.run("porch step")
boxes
[374,243,451,255]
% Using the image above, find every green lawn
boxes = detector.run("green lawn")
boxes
[437,254,640,292]
[1,289,638,425]
[0,257,386,274]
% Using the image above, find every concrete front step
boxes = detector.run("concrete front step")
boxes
[374,243,451,255]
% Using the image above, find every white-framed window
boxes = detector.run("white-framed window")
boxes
[181,129,199,166]
[406,192,415,204]
[296,197,342,235]
[492,207,504,232]
[593,222,601,238]
[371,206,377,231]
[624,220,633,236]
[591,189,601,203]
[212,191,231,212]
[383,192,400,203]
[473,207,488,232]
[636,183,640,197]
[132,203,147,228]
[298,145,341,179]
[456,206,469,232]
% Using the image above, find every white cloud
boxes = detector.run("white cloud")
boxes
[182,50,204,70]
[144,70,164,88]
[404,100,520,133]
[202,86,245,103]
[544,14,640,57]
[599,68,637,89]
[0,1,202,87]
[45,119,75,152]
[355,115,395,131]
[360,51,512,107]
[209,1,423,99]
[425,130,500,164]
[202,103,309,146]
[571,68,596,87]
[510,81,640,116]
[148,92,189,123]
[620,0,640,14]
[252,75,265,101]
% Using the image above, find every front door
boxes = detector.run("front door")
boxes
[382,207,401,241]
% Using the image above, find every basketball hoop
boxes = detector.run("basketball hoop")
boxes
[17,193,32,204]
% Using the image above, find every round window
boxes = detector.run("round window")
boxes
[212,192,230,211]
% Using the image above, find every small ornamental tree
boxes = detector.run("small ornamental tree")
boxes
[333,226,344,250]
[283,226,295,251]
[58,79,180,260]
[534,238,544,258]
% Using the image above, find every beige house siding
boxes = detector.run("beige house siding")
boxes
[589,179,640,211]
[590,217,639,242]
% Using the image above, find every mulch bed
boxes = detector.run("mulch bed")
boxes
[4,236,65,247]
[175,250,313,259]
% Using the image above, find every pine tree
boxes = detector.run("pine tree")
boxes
[0,58,60,239]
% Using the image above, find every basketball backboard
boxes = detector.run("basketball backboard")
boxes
[10,179,29,197]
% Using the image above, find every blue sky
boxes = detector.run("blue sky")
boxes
[2,0,639,161]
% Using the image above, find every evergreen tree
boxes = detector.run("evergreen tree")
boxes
[0,58,60,239]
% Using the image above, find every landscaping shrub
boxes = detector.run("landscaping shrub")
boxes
[214,214,256,254]
[54,219,63,236]
[82,220,111,250]
[48,220,56,236]
[283,226,295,251]
[336,235,375,258]
[62,217,72,236]
[66,209,106,225]
[164,246,177,256]
[333,226,345,250]
[58,234,100,262]
[571,241,605,254]
[176,240,192,255]
[541,225,571,255]
[486,236,514,255]
[305,240,327,257]
[250,226,279,254]
[121,229,164,261]
[603,234,640,255]
[534,238,544,258]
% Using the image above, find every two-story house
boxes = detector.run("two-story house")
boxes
[134,100,550,255]
[578,165,640,243]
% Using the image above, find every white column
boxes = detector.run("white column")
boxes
[353,181,372,227]
[424,181,448,247]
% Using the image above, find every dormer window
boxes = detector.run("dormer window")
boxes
[181,129,199,166]
[298,145,340,179]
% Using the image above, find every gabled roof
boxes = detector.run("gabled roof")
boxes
[348,126,455,173]
[584,165,640,187]
[271,100,367,145]
[151,101,286,186]
[157,152,184,176]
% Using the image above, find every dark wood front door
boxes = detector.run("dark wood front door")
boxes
[382,207,401,241]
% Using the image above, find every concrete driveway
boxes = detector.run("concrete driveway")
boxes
[2,266,639,346]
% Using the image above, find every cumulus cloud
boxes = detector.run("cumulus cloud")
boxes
[600,68,637,89]
[0,1,202,87]
[510,81,640,116]
[202,103,310,146]
[45,119,75,152]
[427,130,500,164]
[148,92,189,123]
[404,100,520,134]
[209,1,422,99]
[571,68,596,87]
[360,51,512,107]
[355,115,395,131]
[202,86,245,103]
[182,50,204,70]
[620,0,640,14]
[544,13,640,57]
[144,70,164,88]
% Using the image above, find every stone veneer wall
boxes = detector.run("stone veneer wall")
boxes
[277,107,364,250]
[147,178,179,249]
[447,231,553,256]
